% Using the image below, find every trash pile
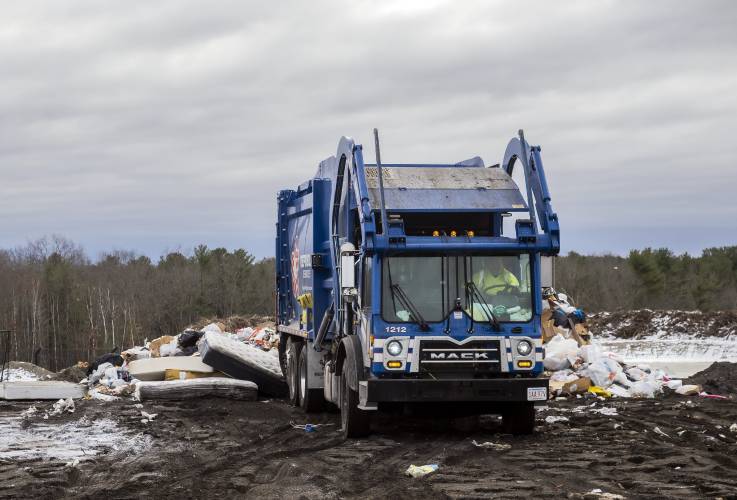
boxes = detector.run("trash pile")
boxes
[545,334,708,398]
[82,319,285,401]
[542,289,727,400]
[2,318,286,402]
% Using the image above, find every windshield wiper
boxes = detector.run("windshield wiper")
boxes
[465,281,501,331]
[390,284,430,331]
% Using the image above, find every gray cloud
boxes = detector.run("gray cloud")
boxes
[1,0,735,259]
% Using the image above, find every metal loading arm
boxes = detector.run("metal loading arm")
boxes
[502,130,560,254]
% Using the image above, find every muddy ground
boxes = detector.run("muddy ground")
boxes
[1,388,736,500]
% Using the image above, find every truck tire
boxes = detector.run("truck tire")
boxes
[340,361,370,438]
[285,338,302,407]
[502,402,536,435]
[298,347,325,413]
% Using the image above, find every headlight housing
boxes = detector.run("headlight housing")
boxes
[386,340,403,356]
[516,340,532,356]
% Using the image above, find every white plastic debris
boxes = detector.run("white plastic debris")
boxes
[675,384,701,396]
[201,322,224,334]
[665,379,683,390]
[590,407,618,416]
[607,384,631,398]
[653,427,670,439]
[141,411,157,421]
[48,398,75,417]
[405,464,439,478]
[545,415,569,424]
[21,406,38,417]
[582,359,625,388]
[544,335,579,371]
[629,379,662,398]
[471,440,512,450]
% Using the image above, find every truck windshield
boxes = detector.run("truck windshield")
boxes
[382,255,532,324]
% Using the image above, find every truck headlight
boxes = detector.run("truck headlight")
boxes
[386,340,403,356]
[516,340,532,356]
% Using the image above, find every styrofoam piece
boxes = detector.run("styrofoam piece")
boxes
[135,377,258,401]
[1,381,86,400]
[127,357,214,381]
[199,332,287,397]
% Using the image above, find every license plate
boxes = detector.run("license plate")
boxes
[527,387,547,401]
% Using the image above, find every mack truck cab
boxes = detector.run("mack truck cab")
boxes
[276,130,559,437]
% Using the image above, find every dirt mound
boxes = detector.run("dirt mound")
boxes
[687,362,737,396]
[3,361,55,379]
[54,363,88,383]
[588,310,737,339]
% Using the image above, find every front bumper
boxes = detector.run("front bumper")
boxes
[360,377,548,403]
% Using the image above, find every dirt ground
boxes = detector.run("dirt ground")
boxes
[1,387,736,500]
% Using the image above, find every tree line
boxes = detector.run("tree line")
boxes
[1,236,735,370]
[555,246,737,312]
[0,236,274,371]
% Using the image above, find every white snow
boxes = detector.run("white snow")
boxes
[1,368,39,382]
[0,414,152,461]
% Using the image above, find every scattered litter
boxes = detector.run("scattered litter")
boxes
[676,385,701,396]
[585,489,625,499]
[21,406,38,417]
[590,407,618,416]
[48,398,75,417]
[140,411,157,422]
[730,423,737,433]
[289,421,335,433]
[544,415,569,424]
[653,426,670,439]
[699,392,728,400]
[471,440,512,451]
[405,464,439,478]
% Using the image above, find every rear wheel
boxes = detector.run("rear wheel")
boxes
[285,338,302,407]
[502,402,536,435]
[298,347,325,412]
[340,362,370,438]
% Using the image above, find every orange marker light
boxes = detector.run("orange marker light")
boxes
[387,361,403,368]
[432,230,440,237]
[450,230,457,237]
[517,360,533,368]
[467,230,475,237]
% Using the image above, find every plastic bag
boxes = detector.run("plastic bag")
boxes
[543,335,579,371]
[629,379,661,398]
[582,358,624,388]
[405,464,439,478]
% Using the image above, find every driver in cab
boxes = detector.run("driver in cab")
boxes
[473,257,520,298]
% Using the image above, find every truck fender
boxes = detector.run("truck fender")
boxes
[336,335,365,392]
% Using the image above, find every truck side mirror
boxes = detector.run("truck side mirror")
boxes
[540,256,554,288]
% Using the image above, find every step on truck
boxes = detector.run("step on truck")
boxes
[276,130,560,437]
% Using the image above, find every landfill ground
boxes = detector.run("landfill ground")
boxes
[2,388,737,500]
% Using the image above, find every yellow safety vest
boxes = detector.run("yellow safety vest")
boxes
[473,268,519,296]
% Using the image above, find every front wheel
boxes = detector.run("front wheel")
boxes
[502,402,536,435]
[340,363,370,438]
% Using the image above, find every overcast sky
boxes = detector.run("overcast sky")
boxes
[1,0,735,260]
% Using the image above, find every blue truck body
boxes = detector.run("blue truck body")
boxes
[276,131,559,436]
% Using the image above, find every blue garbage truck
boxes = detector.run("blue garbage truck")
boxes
[276,130,560,437]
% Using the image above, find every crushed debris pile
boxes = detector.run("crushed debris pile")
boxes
[2,317,283,402]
